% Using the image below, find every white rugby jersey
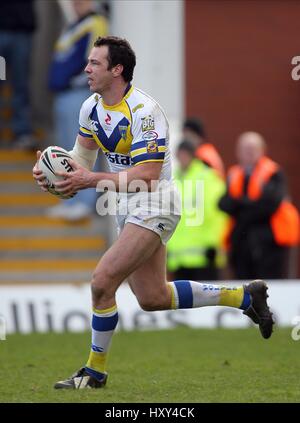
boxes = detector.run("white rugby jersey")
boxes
[78,85,172,182]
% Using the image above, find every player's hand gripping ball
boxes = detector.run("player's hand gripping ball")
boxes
[38,146,77,199]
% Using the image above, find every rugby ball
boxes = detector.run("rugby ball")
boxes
[38,146,76,199]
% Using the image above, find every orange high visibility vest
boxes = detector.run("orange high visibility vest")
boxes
[195,143,225,179]
[225,156,300,247]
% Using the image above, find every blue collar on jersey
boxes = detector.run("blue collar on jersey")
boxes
[124,83,131,97]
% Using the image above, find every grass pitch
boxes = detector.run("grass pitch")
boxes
[0,327,299,403]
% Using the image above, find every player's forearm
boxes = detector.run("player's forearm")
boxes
[69,136,99,170]
[88,171,121,189]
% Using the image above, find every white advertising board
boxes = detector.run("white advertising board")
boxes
[0,281,299,334]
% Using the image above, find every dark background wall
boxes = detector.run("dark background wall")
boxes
[185,0,300,276]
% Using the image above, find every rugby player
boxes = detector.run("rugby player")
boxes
[33,36,274,389]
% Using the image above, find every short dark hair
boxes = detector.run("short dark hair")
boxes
[177,140,196,156]
[94,36,136,82]
[183,117,206,138]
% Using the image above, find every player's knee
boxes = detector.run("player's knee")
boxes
[91,283,107,303]
[91,270,116,302]
[138,291,168,311]
[92,263,120,285]
[139,301,157,311]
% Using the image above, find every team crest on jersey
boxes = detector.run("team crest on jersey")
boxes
[118,125,128,140]
[143,130,158,153]
[146,140,158,153]
[141,115,155,132]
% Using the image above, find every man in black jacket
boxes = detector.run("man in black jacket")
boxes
[219,132,288,279]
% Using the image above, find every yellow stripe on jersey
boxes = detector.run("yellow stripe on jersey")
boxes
[130,147,147,158]
[80,126,93,136]
[134,159,164,166]
[131,145,166,158]
[115,123,133,154]
[116,99,133,154]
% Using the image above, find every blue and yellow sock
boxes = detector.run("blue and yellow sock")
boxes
[85,304,118,381]
[168,281,251,310]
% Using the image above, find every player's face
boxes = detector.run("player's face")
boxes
[85,46,114,93]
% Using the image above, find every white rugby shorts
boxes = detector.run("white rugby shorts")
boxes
[115,181,181,244]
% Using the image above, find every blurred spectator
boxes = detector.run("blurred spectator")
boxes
[0,0,36,149]
[46,0,108,221]
[219,132,300,279]
[167,141,228,281]
[183,117,225,179]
